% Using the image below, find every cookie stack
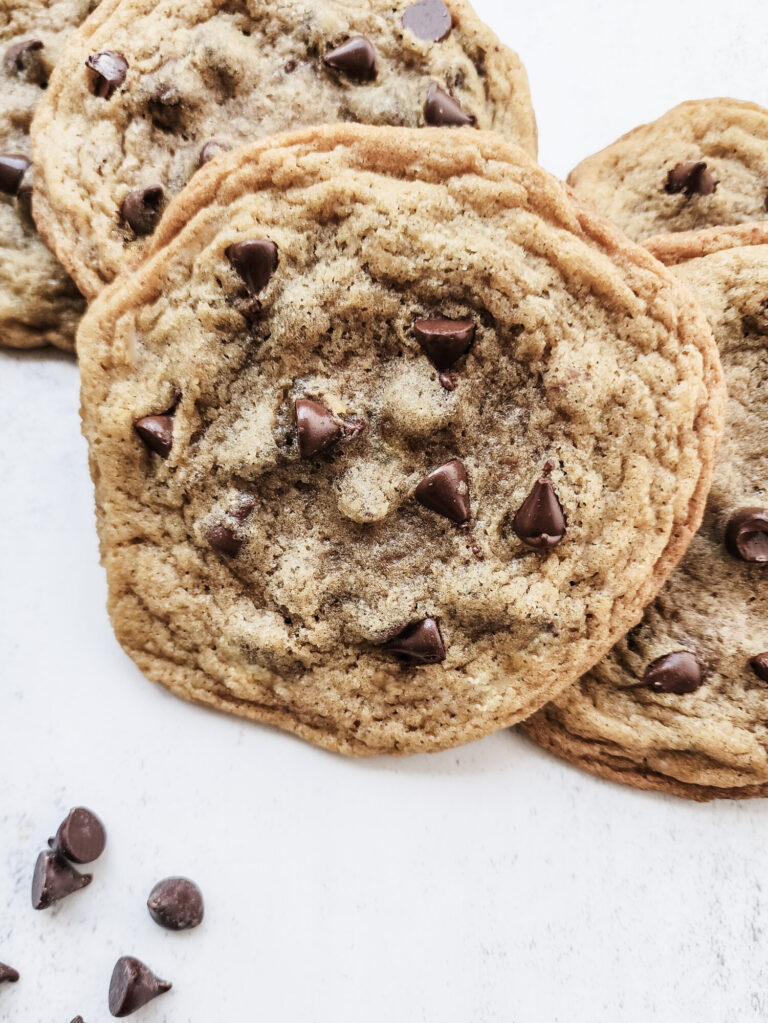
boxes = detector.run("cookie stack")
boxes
[2,1,765,798]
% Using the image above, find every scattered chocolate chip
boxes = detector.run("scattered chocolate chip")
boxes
[402,0,452,41]
[513,476,566,549]
[205,523,243,557]
[4,38,43,72]
[438,372,455,391]
[85,51,128,99]
[384,618,445,665]
[665,161,718,197]
[198,138,231,167]
[415,459,470,523]
[424,83,475,127]
[414,317,475,370]
[108,957,171,1017]
[226,240,279,297]
[0,963,19,984]
[643,651,704,694]
[323,36,377,81]
[725,507,768,562]
[71,1017,84,1023]
[135,414,174,459]
[51,807,106,864]
[750,653,768,682]
[121,185,164,236]
[0,155,32,197]
[295,398,364,458]
[31,850,92,910]
[147,877,204,931]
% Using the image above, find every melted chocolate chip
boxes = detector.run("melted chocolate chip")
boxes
[0,155,31,197]
[383,618,446,665]
[323,36,377,81]
[135,414,174,459]
[198,138,231,167]
[147,877,204,931]
[402,0,452,41]
[665,161,718,198]
[725,508,768,562]
[52,807,106,864]
[513,476,566,549]
[750,653,768,682]
[415,459,470,523]
[643,651,703,694]
[205,524,243,557]
[414,317,475,370]
[121,185,164,236]
[85,51,128,99]
[4,38,43,72]
[226,240,279,297]
[31,850,92,910]
[0,964,19,984]
[424,83,475,127]
[295,398,364,458]
[108,957,171,1017]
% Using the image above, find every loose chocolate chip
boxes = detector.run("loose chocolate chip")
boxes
[4,38,43,72]
[121,185,164,236]
[198,138,231,167]
[725,507,768,562]
[85,51,128,99]
[0,963,19,984]
[108,957,171,1017]
[513,476,566,549]
[295,398,364,458]
[226,240,279,297]
[0,155,32,197]
[665,161,718,198]
[414,317,475,370]
[323,36,377,81]
[205,524,243,557]
[402,0,452,41]
[415,459,470,523]
[424,83,475,127]
[71,1017,84,1023]
[643,651,704,694]
[31,850,92,910]
[147,877,204,931]
[135,414,174,459]
[750,653,768,682]
[51,807,106,864]
[383,618,446,665]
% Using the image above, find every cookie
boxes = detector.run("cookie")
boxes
[524,224,768,800]
[77,124,724,756]
[30,0,537,300]
[0,0,106,350]
[568,99,768,246]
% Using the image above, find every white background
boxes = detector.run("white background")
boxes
[2,2,768,1021]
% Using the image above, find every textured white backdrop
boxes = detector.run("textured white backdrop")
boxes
[2,2,768,1020]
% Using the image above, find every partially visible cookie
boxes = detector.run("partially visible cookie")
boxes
[568,99,768,245]
[77,124,723,756]
[31,0,537,300]
[524,224,768,801]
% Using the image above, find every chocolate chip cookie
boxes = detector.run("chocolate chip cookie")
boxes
[524,224,768,800]
[77,124,724,755]
[568,99,768,246]
[30,0,537,300]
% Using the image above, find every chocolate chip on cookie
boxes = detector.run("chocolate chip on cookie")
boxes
[725,507,768,562]
[415,460,471,523]
[323,37,377,82]
[135,414,175,459]
[643,651,704,694]
[665,161,718,198]
[86,51,128,99]
[414,317,475,370]
[424,83,475,127]
[198,139,231,167]
[0,156,31,196]
[383,618,446,665]
[31,850,92,910]
[295,398,364,458]
[121,186,165,236]
[108,957,171,1017]
[402,0,453,41]
[205,524,243,557]
[4,38,43,72]
[513,475,566,549]
[226,240,279,297]
[750,653,768,682]
[147,877,204,931]
[0,963,19,985]
[51,807,106,864]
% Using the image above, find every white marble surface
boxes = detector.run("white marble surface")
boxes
[2,2,768,1020]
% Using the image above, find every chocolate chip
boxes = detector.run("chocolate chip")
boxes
[198,138,231,167]
[0,155,32,197]
[108,957,171,1017]
[643,651,704,694]
[513,476,566,549]
[402,0,452,41]
[226,240,279,297]
[71,1017,84,1023]
[205,523,243,557]
[750,653,768,681]
[121,185,164,236]
[295,398,364,458]
[414,317,475,370]
[383,618,445,664]
[0,963,19,984]
[665,161,718,197]
[424,83,475,127]
[4,38,43,72]
[31,850,92,910]
[438,373,455,391]
[415,459,470,523]
[323,36,377,81]
[85,51,128,99]
[725,507,768,562]
[51,807,106,864]
[147,877,204,931]
[135,414,174,459]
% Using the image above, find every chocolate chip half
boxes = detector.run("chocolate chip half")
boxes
[0,155,32,197]
[0,963,19,984]
[108,957,171,1017]
[147,877,204,931]
[415,459,470,523]
[135,414,174,459]
[725,507,768,562]
[402,0,452,41]
[414,317,475,370]
[323,36,377,81]
[31,850,92,910]
[85,51,128,99]
[750,653,768,682]
[513,476,566,549]
[643,651,704,694]
[424,83,475,127]
[198,138,231,167]
[295,398,364,458]
[665,161,718,197]
[52,807,106,864]
[121,185,164,236]
[4,38,43,72]
[226,240,279,297]
[205,524,243,557]
[383,618,445,664]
